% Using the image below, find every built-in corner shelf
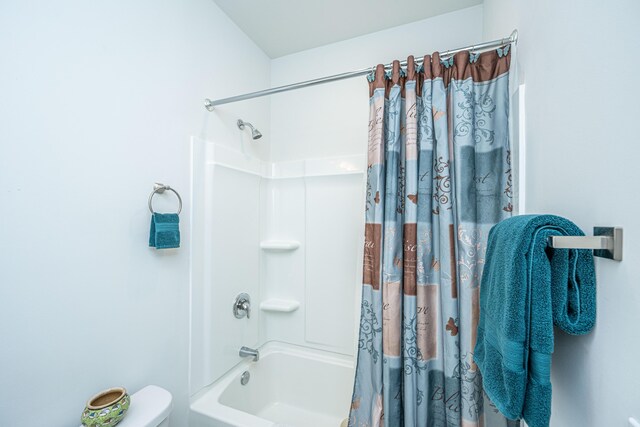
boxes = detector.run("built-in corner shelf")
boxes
[260,298,300,313]
[259,240,300,251]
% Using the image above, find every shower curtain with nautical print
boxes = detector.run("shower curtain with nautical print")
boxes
[349,47,514,427]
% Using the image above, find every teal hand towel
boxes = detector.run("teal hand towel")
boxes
[473,214,596,427]
[149,213,180,249]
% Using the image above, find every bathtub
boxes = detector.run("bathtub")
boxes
[190,342,355,427]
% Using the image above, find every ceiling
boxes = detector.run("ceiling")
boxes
[213,0,483,58]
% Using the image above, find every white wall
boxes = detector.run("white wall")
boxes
[0,1,270,425]
[270,4,485,162]
[483,1,640,425]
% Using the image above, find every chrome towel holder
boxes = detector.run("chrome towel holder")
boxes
[548,227,623,261]
[148,183,182,215]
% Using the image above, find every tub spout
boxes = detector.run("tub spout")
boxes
[239,346,259,361]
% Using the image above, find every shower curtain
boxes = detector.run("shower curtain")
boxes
[349,48,514,427]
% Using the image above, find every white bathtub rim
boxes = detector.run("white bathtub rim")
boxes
[257,341,354,367]
[192,341,354,399]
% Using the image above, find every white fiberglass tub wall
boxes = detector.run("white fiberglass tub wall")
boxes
[259,162,365,355]
[190,342,354,427]
[190,139,263,395]
[190,138,364,397]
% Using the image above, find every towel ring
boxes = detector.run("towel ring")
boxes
[148,183,182,215]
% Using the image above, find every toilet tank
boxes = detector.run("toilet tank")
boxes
[119,385,172,427]
[81,385,172,427]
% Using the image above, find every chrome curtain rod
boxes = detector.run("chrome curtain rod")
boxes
[204,29,517,111]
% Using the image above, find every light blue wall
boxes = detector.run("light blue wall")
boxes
[483,1,640,425]
[0,1,271,425]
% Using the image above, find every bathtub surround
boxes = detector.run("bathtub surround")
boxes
[475,215,596,427]
[187,130,365,426]
[189,139,365,396]
[349,50,513,426]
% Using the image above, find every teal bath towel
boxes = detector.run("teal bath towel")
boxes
[474,214,596,427]
[149,213,180,249]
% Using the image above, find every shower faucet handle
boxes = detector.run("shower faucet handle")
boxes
[233,293,251,319]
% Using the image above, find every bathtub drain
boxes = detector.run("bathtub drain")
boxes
[240,371,250,385]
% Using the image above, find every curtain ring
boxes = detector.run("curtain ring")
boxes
[148,183,182,215]
[367,65,377,82]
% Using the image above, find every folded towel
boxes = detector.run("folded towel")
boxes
[474,214,596,427]
[149,213,180,249]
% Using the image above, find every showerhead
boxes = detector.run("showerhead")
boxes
[237,119,262,140]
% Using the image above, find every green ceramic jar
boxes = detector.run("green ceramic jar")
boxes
[81,387,130,427]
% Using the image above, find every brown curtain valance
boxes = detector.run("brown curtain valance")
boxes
[369,48,511,97]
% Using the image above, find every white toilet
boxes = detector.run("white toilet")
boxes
[80,385,173,427]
